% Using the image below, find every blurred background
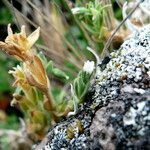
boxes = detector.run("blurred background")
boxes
[0,1,23,149]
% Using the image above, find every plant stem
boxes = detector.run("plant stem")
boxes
[45,89,56,111]
[102,0,142,58]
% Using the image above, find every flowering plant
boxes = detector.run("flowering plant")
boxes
[0,25,95,139]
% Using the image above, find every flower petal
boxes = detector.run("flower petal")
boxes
[27,27,40,49]
[7,24,13,36]
[0,41,7,49]
[20,25,26,38]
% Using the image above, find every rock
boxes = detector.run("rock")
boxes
[35,25,150,150]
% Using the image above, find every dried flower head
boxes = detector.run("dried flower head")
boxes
[1,24,50,93]
[0,24,40,61]
[9,65,27,87]
[9,65,37,104]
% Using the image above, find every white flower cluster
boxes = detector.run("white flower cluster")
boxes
[83,60,95,74]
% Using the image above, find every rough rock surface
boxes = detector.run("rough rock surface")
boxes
[35,25,150,150]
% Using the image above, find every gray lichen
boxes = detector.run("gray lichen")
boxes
[35,25,150,150]
[90,24,150,150]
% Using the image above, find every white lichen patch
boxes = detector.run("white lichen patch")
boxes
[133,88,145,94]
[94,25,150,104]
[123,100,149,137]
[123,101,146,126]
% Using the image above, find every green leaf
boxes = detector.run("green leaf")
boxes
[72,67,93,104]
[52,88,66,104]
[52,68,69,80]
[46,61,54,73]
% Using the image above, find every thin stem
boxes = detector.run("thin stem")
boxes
[44,89,56,111]
[102,0,142,58]
[123,2,139,31]
[44,89,59,123]
[115,0,124,8]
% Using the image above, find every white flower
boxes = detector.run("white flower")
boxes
[83,60,95,74]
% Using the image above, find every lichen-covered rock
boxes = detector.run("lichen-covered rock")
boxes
[35,25,150,150]
[90,25,150,150]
